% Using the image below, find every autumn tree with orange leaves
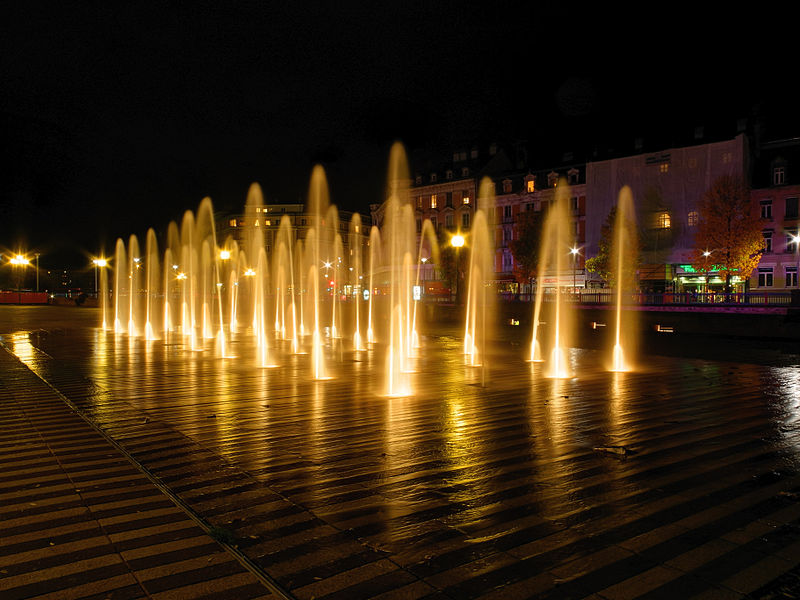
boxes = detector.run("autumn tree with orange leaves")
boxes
[690,175,764,292]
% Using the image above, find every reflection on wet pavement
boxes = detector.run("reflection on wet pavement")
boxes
[2,306,800,599]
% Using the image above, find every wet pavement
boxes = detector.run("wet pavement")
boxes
[2,305,800,599]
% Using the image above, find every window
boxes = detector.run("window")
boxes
[430,216,438,230]
[526,179,535,193]
[415,176,422,185]
[787,233,799,252]
[503,179,512,194]
[688,157,698,169]
[786,266,797,287]
[462,195,470,205]
[660,163,669,174]
[502,252,513,271]
[462,212,470,229]
[461,167,470,177]
[415,197,422,210]
[758,267,774,287]
[688,211,699,227]
[504,205,512,219]
[774,167,786,185]
[430,195,437,209]
[722,152,732,164]
[568,168,579,184]
[229,218,237,227]
[416,219,421,233]
[763,231,773,253]
[548,172,558,187]
[445,213,454,229]
[470,148,478,159]
[761,200,773,220]
[570,196,579,214]
[657,212,671,229]
[446,170,453,180]
[786,197,798,218]
[446,192,453,208]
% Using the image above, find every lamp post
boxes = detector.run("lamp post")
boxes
[9,254,30,301]
[34,253,40,292]
[93,258,107,294]
[570,246,580,296]
[791,233,800,289]
[451,234,465,304]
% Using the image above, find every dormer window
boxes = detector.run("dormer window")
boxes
[547,171,558,187]
[568,168,579,185]
[774,166,786,185]
[461,167,469,177]
[525,177,535,193]
[503,179,513,194]
[430,173,437,183]
[446,169,453,180]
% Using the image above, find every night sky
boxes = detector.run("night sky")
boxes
[2,3,796,273]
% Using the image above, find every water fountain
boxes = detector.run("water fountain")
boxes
[609,185,639,372]
[527,181,576,378]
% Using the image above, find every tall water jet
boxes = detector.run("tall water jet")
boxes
[382,142,415,397]
[113,238,127,334]
[127,235,141,337]
[609,185,640,372]
[366,225,381,345]
[529,180,575,378]
[349,213,366,351]
[462,178,496,382]
[307,166,331,379]
[144,228,160,340]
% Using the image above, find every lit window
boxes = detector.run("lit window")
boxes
[527,180,535,193]
[758,267,773,287]
[254,219,260,227]
[431,195,437,209]
[660,163,669,174]
[786,266,797,287]
[657,212,671,229]
[763,231,773,253]
[688,211,699,227]
[229,219,237,227]
[463,195,470,205]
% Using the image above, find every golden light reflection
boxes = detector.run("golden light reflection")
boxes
[10,332,36,367]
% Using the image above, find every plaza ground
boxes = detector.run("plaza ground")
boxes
[1,304,800,599]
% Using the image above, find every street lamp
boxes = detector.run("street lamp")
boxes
[34,253,40,292]
[9,254,30,299]
[451,234,465,303]
[570,246,580,295]
[92,258,107,294]
[791,233,800,288]
[702,249,713,298]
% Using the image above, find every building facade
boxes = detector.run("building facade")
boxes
[585,134,749,291]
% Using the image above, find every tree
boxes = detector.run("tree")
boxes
[585,205,640,287]
[509,208,544,285]
[690,175,764,292]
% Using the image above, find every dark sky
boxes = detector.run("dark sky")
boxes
[2,3,796,270]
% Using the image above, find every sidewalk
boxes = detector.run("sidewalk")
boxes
[0,345,280,600]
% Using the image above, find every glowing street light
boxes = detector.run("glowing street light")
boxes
[92,258,108,294]
[451,234,465,303]
[219,249,231,260]
[570,246,581,293]
[9,254,30,298]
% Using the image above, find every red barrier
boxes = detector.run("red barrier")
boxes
[0,291,49,304]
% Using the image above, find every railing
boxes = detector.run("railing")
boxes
[499,290,798,307]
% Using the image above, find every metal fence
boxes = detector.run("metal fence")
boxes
[499,290,798,307]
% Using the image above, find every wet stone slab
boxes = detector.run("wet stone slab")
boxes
[2,305,800,599]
